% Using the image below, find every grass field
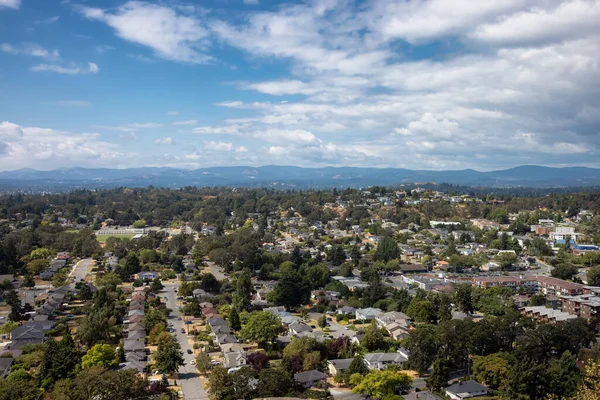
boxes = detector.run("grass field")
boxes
[95,233,136,243]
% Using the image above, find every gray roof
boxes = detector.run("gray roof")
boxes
[0,357,14,377]
[364,352,407,363]
[123,339,145,352]
[328,358,353,371]
[294,369,327,383]
[289,322,312,333]
[445,380,489,396]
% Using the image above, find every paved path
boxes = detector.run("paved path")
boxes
[163,281,209,400]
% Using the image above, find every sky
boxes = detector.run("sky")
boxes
[0,0,599,171]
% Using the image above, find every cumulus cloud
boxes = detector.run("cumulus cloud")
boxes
[0,0,20,9]
[204,141,233,152]
[80,1,212,64]
[154,137,174,145]
[0,121,126,170]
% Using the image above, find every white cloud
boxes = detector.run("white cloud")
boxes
[0,43,59,59]
[31,62,99,75]
[56,100,91,107]
[128,122,162,128]
[35,16,59,24]
[0,121,126,170]
[470,0,600,46]
[80,1,212,64]
[173,120,197,126]
[0,0,20,10]
[255,128,319,146]
[204,141,233,152]
[193,125,244,135]
[154,137,174,145]
[235,146,248,152]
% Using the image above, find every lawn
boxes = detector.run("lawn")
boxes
[95,233,135,243]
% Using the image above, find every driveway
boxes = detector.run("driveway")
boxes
[163,281,209,400]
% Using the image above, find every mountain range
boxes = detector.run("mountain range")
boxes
[0,165,598,191]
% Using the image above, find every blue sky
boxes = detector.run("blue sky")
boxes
[0,0,599,171]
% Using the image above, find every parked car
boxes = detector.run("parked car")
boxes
[190,360,196,366]
[181,328,185,334]
[211,360,220,366]
[187,349,192,354]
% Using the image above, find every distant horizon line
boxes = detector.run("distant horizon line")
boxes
[2,164,600,174]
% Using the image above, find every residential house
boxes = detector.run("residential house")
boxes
[123,339,146,353]
[337,306,356,316]
[444,381,489,399]
[223,351,247,369]
[9,321,53,349]
[355,307,382,321]
[216,334,239,345]
[327,358,353,376]
[363,353,407,370]
[294,370,327,388]
[289,322,313,335]
[136,271,159,281]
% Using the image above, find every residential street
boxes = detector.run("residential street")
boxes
[69,258,92,289]
[163,281,209,400]
[205,261,227,281]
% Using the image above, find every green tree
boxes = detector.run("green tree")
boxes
[268,269,310,308]
[375,236,400,262]
[406,298,436,324]
[26,258,49,275]
[0,377,40,400]
[51,367,149,400]
[196,351,212,375]
[30,247,50,260]
[455,284,475,315]
[586,265,600,286]
[318,314,327,328]
[404,324,438,374]
[257,368,292,398]
[304,262,330,289]
[81,343,118,369]
[229,307,241,331]
[427,355,450,392]
[472,353,511,391]
[348,355,369,375]
[362,322,386,352]
[232,366,259,400]
[207,366,234,400]
[240,311,283,349]
[233,269,252,310]
[96,271,122,290]
[352,370,412,399]
[551,263,578,281]
[150,277,164,292]
[132,219,146,228]
[40,333,81,388]
[546,351,580,399]
[528,293,547,307]
[154,335,184,374]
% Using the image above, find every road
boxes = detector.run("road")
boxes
[163,281,209,400]
[205,261,227,281]
[69,258,93,289]
[18,258,92,306]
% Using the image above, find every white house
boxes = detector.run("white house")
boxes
[355,307,382,321]
[444,381,489,399]
[363,353,407,370]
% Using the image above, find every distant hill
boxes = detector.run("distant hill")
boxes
[0,165,598,191]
